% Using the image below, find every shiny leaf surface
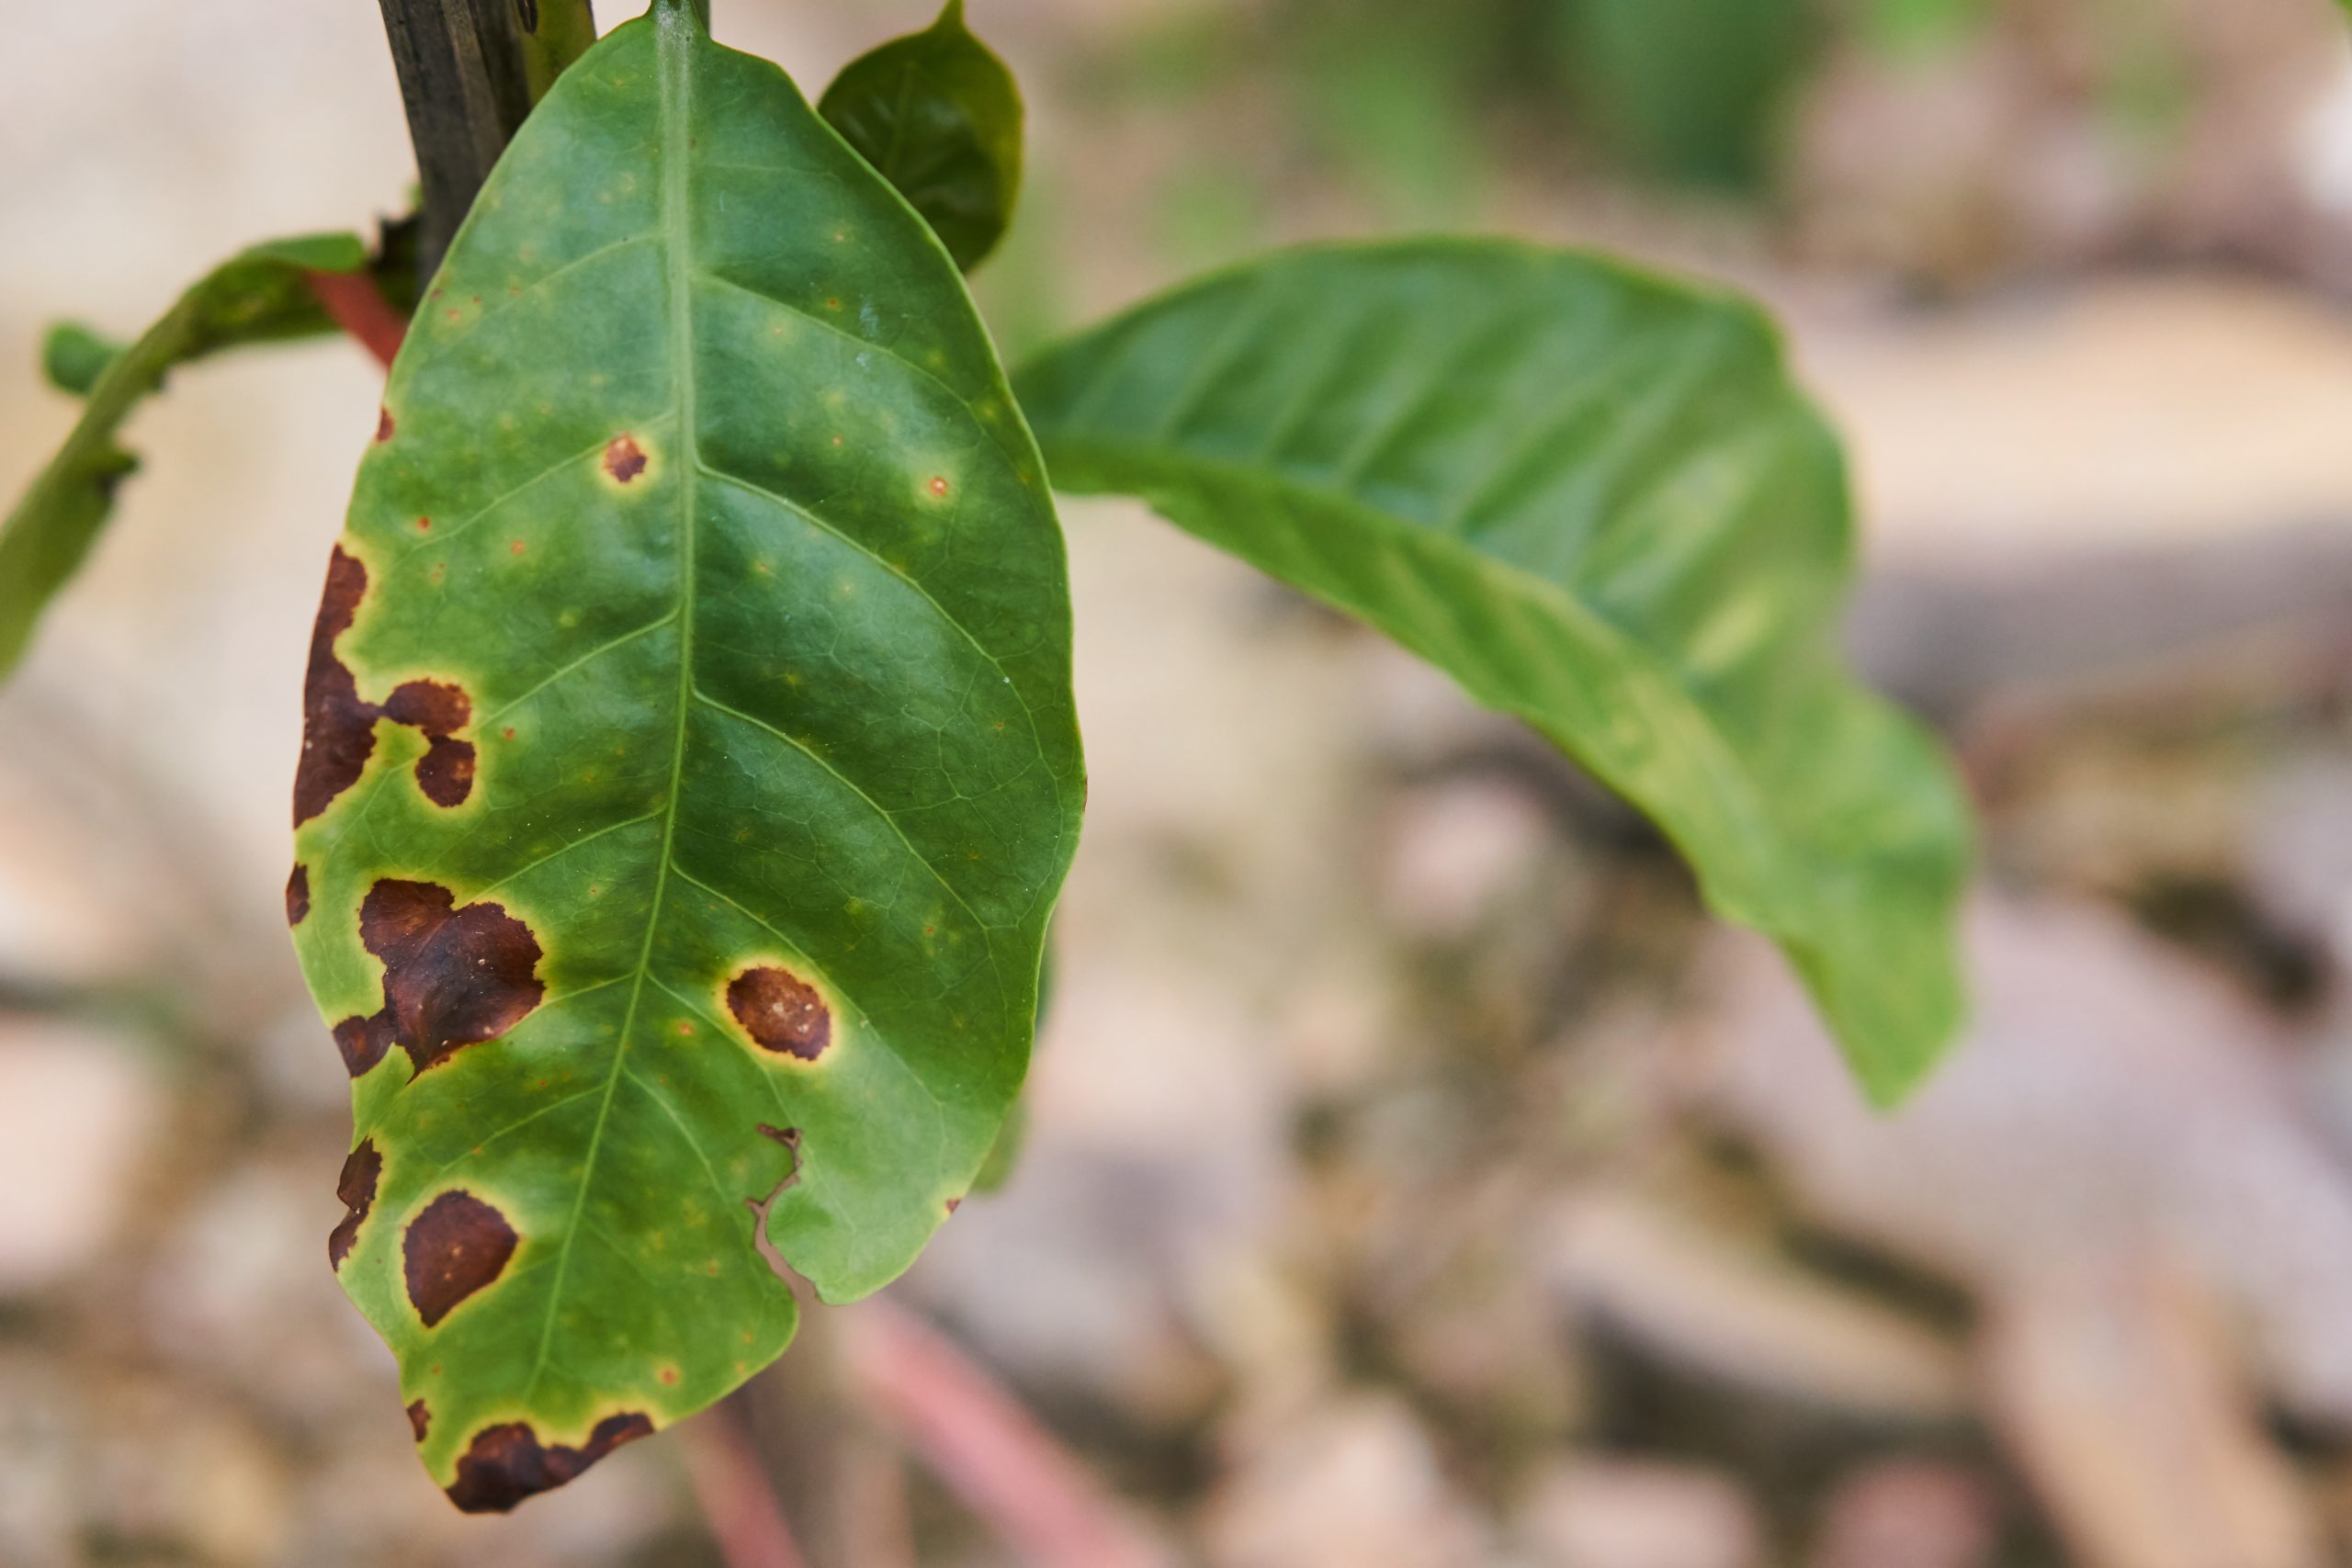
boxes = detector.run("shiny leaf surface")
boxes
[819,0,1023,272]
[1016,241,1970,1103]
[293,2,1079,1510]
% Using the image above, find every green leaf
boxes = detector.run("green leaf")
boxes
[1015,242,1971,1104]
[0,231,369,680]
[293,1,1079,1511]
[40,322,126,396]
[1552,0,1812,192]
[969,936,1050,1195]
[819,0,1023,272]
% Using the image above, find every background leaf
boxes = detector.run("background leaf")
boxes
[0,231,369,680]
[293,1,1080,1509]
[1015,241,1971,1103]
[819,0,1024,272]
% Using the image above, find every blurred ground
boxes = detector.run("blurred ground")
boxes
[11,0,2352,1563]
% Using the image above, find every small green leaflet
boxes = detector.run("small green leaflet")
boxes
[292,0,1079,1510]
[1017,242,1972,1105]
[40,322,127,397]
[819,0,1023,272]
[0,232,369,680]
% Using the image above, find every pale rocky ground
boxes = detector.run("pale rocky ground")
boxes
[12,1,2352,1565]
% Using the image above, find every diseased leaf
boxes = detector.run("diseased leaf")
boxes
[1016,242,1970,1104]
[292,0,1080,1511]
[0,231,370,679]
[819,0,1023,272]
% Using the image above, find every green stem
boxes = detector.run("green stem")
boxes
[519,0,598,101]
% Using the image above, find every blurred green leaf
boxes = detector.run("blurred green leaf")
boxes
[1017,242,1973,1103]
[40,322,125,397]
[1555,0,1814,192]
[820,0,1023,271]
[0,232,369,681]
[1290,6,1486,224]
[1859,0,1992,60]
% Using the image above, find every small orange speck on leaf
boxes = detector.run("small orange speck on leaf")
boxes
[510,539,526,556]
[659,1367,680,1386]
[415,516,432,532]
[675,1021,694,1037]
[502,727,515,740]
[826,298,842,311]
[928,477,950,498]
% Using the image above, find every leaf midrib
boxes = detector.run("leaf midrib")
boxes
[524,5,705,1402]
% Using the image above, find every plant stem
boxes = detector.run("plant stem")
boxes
[842,1300,1166,1568]
[518,0,598,102]
[376,0,537,278]
[303,273,407,368]
[677,1398,813,1568]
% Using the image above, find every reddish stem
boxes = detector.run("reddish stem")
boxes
[842,1299,1165,1568]
[305,270,407,368]
[676,1402,812,1568]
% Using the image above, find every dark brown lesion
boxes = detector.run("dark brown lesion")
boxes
[407,1400,431,1442]
[286,863,311,927]
[445,1413,654,1513]
[376,407,395,443]
[295,547,381,826]
[333,879,545,1077]
[291,547,481,823]
[403,1189,519,1327]
[328,1138,382,1270]
[383,680,477,808]
[602,433,648,483]
[726,966,832,1061]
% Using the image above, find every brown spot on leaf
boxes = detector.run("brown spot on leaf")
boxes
[407,1399,431,1442]
[727,967,831,1061]
[414,738,477,807]
[446,1413,653,1514]
[382,678,469,735]
[286,863,311,927]
[603,434,647,483]
[403,1190,518,1327]
[331,880,544,1077]
[294,547,379,825]
[376,407,395,443]
[928,476,950,497]
[293,551,481,821]
[328,1138,381,1269]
